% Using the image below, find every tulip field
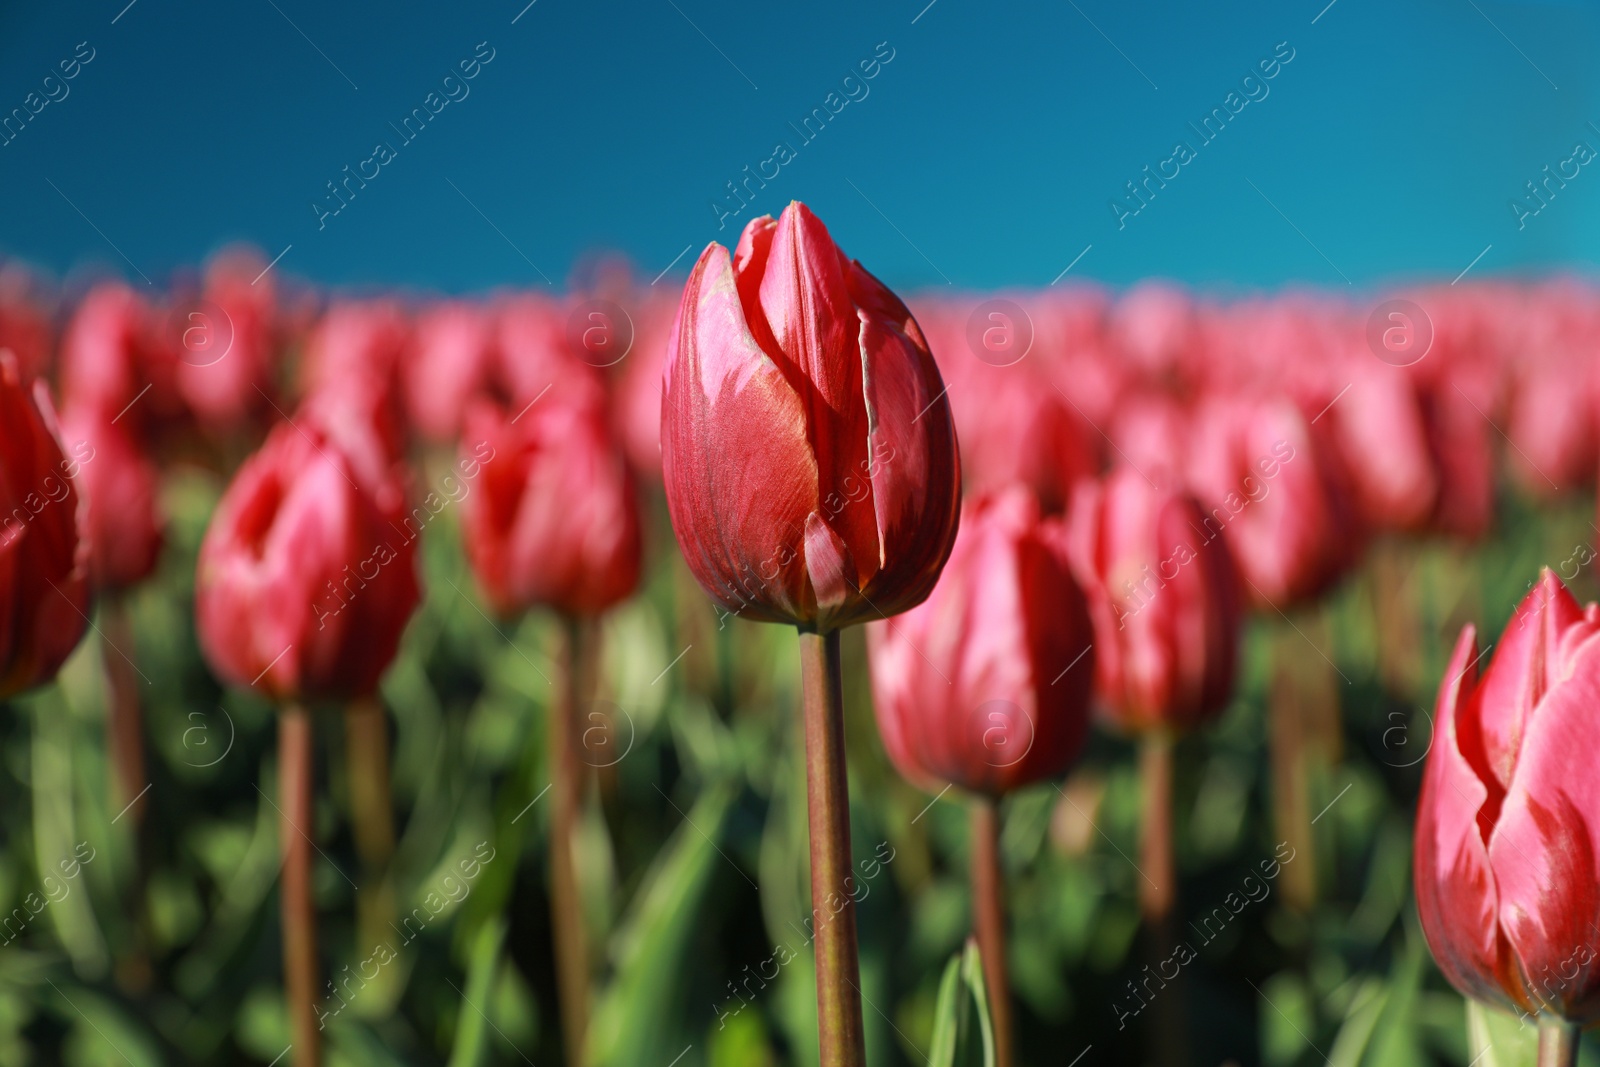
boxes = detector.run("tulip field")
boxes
[4,204,1600,1067]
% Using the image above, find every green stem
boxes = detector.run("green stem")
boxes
[797,629,866,1067]
[1538,1019,1581,1067]
[549,618,593,1067]
[279,705,321,1067]
[970,797,1012,1067]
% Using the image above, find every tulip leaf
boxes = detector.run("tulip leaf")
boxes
[926,939,995,1067]
[1465,1001,1538,1067]
[586,777,737,1067]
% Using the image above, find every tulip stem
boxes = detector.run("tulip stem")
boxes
[797,629,867,1067]
[550,617,593,1067]
[103,598,148,827]
[1538,1019,1581,1067]
[970,796,1012,1067]
[345,696,398,1002]
[278,704,321,1067]
[1139,729,1175,922]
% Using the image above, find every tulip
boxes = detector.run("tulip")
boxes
[870,488,1095,796]
[1415,571,1600,1065]
[56,404,163,594]
[1066,467,1240,737]
[948,360,1097,514]
[196,417,418,703]
[406,301,495,443]
[661,201,961,634]
[60,283,153,423]
[459,389,641,619]
[458,376,640,1067]
[869,488,1094,1067]
[170,248,281,432]
[196,413,420,1067]
[1185,391,1359,609]
[0,352,90,700]
[664,202,961,1067]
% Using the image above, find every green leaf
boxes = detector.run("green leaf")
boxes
[1465,1000,1538,1067]
[927,939,995,1067]
[586,778,738,1067]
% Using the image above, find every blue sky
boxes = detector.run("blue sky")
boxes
[1,0,1596,296]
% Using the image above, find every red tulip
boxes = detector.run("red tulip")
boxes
[1065,467,1239,733]
[195,416,420,702]
[867,488,1094,795]
[947,357,1097,514]
[0,353,90,698]
[1185,392,1359,607]
[1316,352,1440,534]
[60,282,152,420]
[459,389,640,618]
[1416,570,1600,1023]
[406,301,495,443]
[56,403,163,592]
[171,248,281,429]
[661,202,961,632]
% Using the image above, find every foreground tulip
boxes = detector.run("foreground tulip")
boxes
[662,201,960,634]
[196,415,420,1067]
[869,488,1093,1067]
[0,353,90,699]
[1416,570,1600,1065]
[664,202,960,1067]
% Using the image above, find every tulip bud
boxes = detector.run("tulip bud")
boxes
[662,202,961,632]
[1185,392,1360,607]
[459,389,641,618]
[1416,570,1600,1023]
[867,489,1095,796]
[195,417,420,702]
[56,403,163,592]
[406,301,496,443]
[0,353,90,698]
[1065,468,1240,733]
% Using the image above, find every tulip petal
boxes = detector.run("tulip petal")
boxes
[757,206,880,579]
[855,301,960,621]
[1416,626,1529,1014]
[1477,570,1588,790]
[804,511,854,624]
[662,243,819,624]
[1489,637,1600,1020]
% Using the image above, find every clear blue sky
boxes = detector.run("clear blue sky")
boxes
[1,0,1596,296]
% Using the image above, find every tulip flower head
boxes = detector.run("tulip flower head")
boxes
[195,417,420,703]
[57,403,163,593]
[1066,467,1240,734]
[1416,570,1600,1023]
[459,388,641,619]
[868,489,1095,796]
[662,202,961,632]
[0,352,91,699]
